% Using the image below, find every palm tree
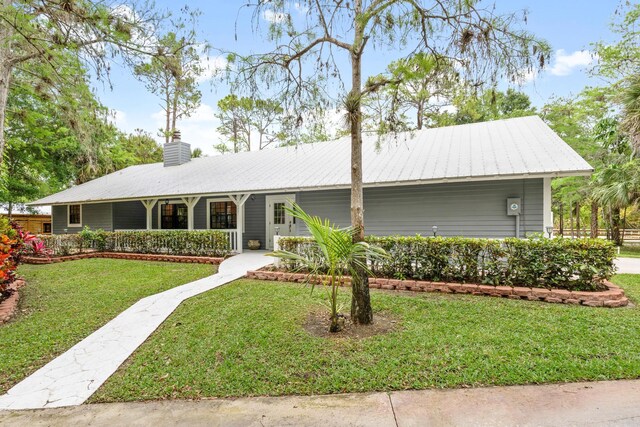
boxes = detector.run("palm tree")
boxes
[592,159,640,245]
[620,74,640,154]
[269,204,387,333]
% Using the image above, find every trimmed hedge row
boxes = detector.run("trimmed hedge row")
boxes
[39,229,231,258]
[278,236,616,291]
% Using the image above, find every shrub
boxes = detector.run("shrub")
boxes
[38,229,231,258]
[0,219,46,294]
[279,235,616,291]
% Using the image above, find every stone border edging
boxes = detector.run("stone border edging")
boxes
[246,270,629,308]
[0,279,26,324]
[22,253,224,265]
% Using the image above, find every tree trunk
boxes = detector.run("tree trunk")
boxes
[171,94,178,134]
[349,0,372,325]
[590,201,598,239]
[558,202,564,236]
[7,201,12,219]
[416,101,423,130]
[575,202,581,238]
[569,203,574,238]
[0,61,11,168]
[611,207,622,246]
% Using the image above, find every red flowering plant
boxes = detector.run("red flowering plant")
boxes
[0,219,47,296]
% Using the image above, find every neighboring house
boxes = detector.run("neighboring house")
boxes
[1,214,52,234]
[30,117,592,252]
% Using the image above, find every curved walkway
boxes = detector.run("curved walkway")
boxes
[616,257,640,274]
[0,252,274,410]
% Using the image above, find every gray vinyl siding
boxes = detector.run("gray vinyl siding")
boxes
[243,194,266,249]
[51,205,68,234]
[53,178,544,241]
[297,179,543,238]
[194,199,207,229]
[112,201,146,230]
[52,203,113,234]
[81,203,113,231]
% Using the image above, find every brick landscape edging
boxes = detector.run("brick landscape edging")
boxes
[246,270,629,308]
[23,252,224,265]
[0,279,26,324]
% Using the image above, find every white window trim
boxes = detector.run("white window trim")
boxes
[157,199,187,230]
[206,197,240,230]
[67,204,82,227]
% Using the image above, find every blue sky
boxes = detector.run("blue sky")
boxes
[98,1,621,155]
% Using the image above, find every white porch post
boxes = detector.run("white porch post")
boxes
[229,194,251,253]
[140,199,158,230]
[181,196,201,231]
[543,177,553,237]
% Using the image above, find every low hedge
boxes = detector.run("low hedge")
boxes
[39,229,231,258]
[278,236,616,291]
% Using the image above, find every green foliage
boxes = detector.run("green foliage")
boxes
[270,205,387,332]
[40,230,231,258]
[280,235,616,291]
[214,94,285,153]
[427,87,537,128]
[133,28,205,143]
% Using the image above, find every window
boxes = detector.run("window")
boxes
[209,201,237,229]
[68,204,81,226]
[273,202,285,225]
[161,203,188,229]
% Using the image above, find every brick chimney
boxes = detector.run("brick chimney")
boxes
[163,130,191,167]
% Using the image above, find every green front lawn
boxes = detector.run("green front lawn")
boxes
[619,245,640,258]
[93,275,640,402]
[0,259,213,394]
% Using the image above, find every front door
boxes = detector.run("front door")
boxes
[266,195,296,249]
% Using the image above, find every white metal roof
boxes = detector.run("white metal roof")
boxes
[31,116,593,206]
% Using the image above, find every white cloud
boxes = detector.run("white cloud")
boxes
[263,9,288,23]
[293,2,309,14]
[514,68,538,85]
[196,55,228,83]
[151,103,222,155]
[109,109,128,128]
[549,49,594,76]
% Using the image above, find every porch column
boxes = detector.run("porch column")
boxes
[229,194,251,253]
[140,199,158,230]
[181,196,201,230]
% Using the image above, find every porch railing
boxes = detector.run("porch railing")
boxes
[112,229,239,252]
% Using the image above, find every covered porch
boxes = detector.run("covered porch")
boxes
[103,192,296,253]
[135,194,252,253]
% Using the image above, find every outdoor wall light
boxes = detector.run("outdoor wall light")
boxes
[164,199,169,205]
[546,225,554,238]
[432,225,438,237]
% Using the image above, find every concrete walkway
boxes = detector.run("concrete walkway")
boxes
[0,252,274,411]
[0,380,639,426]
[615,257,640,274]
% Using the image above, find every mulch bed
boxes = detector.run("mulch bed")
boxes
[303,310,399,339]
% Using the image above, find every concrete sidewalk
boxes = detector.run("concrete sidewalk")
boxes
[615,257,640,274]
[1,379,639,426]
